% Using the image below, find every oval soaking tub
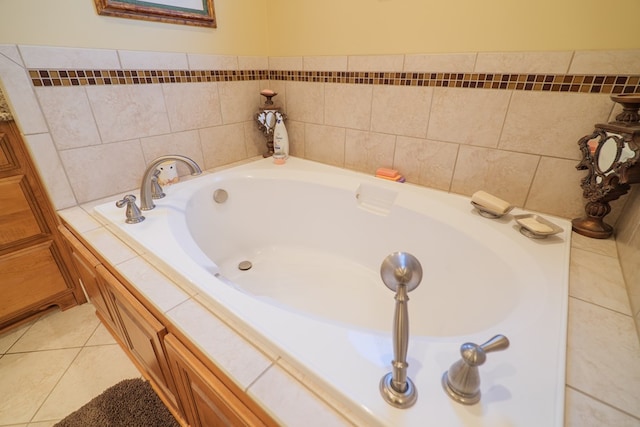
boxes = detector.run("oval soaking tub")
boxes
[94,157,571,427]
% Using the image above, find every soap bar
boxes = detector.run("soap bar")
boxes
[519,217,554,233]
[376,167,399,178]
[471,190,511,214]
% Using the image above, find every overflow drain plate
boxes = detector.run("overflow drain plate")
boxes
[238,260,252,271]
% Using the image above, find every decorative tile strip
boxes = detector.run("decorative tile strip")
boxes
[28,69,640,94]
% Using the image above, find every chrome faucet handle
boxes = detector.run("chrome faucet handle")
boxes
[442,334,510,405]
[151,169,165,200]
[379,252,422,409]
[116,194,145,224]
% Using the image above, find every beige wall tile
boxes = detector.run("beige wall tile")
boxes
[164,83,223,132]
[18,45,119,69]
[499,92,613,160]
[187,53,238,70]
[167,298,273,390]
[36,87,102,150]
[0,48,48,134]
[24,133,77,209]
[238,56,269,70]
[285,120,305,157]
[348,55,404,72]
[394,136,458,191]
[81,227,139,264]
[303,56,348,71]
[428,87,510,147]
[269,56,303,70]
[249,364,351,427]
[565,387,640,427]
[244,120,268,158]
[525,156,585,219]
[566,298,640,418]
[59,139,146,203]
[569,49,640,74]
[118,50,188,70]
[371,85,432,138]
[404,53,476,73]
[116,258,190,313]
[451,146,539,206]
[344,130,395,174]
[570,232,618,258]
[324,83,372,131]
[616,187,640,321]
[474,51,573,74]
[139,130,205,175]
[305,123,345,167]
[285,81,324,124]
[199,123,248,169]
[570,247,631,315]
[218,80,260,124]
[86,85,171,143]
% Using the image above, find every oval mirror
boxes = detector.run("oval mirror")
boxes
[597,136,619,174]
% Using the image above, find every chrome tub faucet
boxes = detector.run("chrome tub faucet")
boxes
[139,155,202,211]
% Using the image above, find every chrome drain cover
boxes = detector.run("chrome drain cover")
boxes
[238,260,252,271]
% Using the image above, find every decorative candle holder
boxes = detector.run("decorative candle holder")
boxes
[255,89,287,157]
[573,94,640,238]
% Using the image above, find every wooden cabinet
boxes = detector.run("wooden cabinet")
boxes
[59,225,276,427]
[57,225,120,334]
[95,264,180,415]
[165,334,270,427]
[0,120,84,329]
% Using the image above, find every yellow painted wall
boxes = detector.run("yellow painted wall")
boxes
[0,0,268,55]
[266,0,640,56]
[0,0,638,57]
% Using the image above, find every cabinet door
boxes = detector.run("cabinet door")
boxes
[0,241,72,321]
[57,225,118,333]
[165,334,268,427]
[95,265,179,413]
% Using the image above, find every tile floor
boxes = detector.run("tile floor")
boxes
[0,303,140,427]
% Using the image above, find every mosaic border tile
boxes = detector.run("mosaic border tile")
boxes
[28,69,640,94]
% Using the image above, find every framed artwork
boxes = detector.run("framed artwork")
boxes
[94,0,216,28]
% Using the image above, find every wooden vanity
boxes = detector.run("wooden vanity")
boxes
[0,120,85,329]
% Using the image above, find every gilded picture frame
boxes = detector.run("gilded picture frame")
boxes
[94,0,216,28]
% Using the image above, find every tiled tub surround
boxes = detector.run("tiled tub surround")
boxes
[0,45,639,221]
[58,186,640,426]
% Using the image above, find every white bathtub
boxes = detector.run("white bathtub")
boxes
[94,157,571,427]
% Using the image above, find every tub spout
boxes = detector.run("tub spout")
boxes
[140,155,202,210]
[379,252,422,409]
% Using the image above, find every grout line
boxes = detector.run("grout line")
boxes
[568,295,633,319]
[566,385,640,421]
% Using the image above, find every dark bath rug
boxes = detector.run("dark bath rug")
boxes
[54,378,180,427]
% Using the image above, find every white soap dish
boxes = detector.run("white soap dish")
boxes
[471,201,514,219]
[514,214,563,239]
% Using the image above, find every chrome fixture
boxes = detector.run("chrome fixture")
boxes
[213,188,228,203]
[442,334,510,405]
[151,169,165,200]
[115,194,145,224]
[140,155,202,211]
[379,252,422,409]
